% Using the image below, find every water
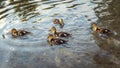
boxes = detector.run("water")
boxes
[0,0,120,68]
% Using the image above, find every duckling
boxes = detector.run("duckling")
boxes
[49,26,71,38]
[53,18,64,28]
[47,34,67,46]
[11,28,31,38]
[92,23,112,34]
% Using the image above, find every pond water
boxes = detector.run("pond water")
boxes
[0,0,120,68]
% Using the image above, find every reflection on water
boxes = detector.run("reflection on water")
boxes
[0,0,120,68]
[92,0,120,68]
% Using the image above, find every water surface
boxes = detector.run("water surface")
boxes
[0,0,120,68]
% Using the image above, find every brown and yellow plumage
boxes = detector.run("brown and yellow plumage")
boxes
[49,26,71,38]
[53,18,64,28]
[47,34,67,46]
[11,28,31,38]
[92,23,112,34]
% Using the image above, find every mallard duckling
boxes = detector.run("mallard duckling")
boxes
[53,18,64,28]
[92,23,112,34]
[47,34,67,46]
[11,28,31,38]
[49,26,71,38]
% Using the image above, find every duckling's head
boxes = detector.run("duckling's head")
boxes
[49,26,57,34]
[53,19,59,24]
[47,34,54,41]
[59,19,64,28]
[59,19,63,24]
[11,28,18,36]
[92,23,100,31]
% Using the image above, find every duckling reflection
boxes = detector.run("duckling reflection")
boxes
[49,26,71,38]
[53,18,64,28]
[92,23,112,35]
[47,34,67,46]
[11,28,31,38]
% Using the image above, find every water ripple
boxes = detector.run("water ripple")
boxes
[0,0,112,68]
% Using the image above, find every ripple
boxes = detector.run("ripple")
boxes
[0,0,104,68]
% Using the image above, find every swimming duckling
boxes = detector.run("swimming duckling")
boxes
[53,18,64,28]
[47,34,67,46]
[92,23,112,34]
[49,26,71,38]
[11,28,31,38]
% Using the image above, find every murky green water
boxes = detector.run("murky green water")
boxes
[0,0,120,68]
